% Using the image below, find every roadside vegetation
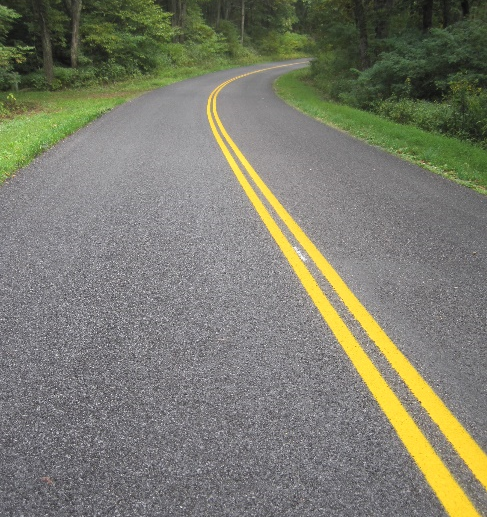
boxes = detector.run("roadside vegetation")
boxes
[0,62,273,184]
[1,0,486,191]
[297,0,487,193]
[0,0,309,185]
[276,69,487,193]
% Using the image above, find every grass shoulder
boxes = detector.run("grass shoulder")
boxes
[274,69,487,195]
[0,56,301,186]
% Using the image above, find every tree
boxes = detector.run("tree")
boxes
[0,5,32,89]
[82,0,173,71]
[422,0,434,31]
[240,0,244,44]
[64,0,82,67]
[373,0,393,38]
[352,0,369,68]
[32,0,54,85]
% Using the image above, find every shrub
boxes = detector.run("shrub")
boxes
[447,78,487,143]
[372,84,487,147]
[22,70,49,90]
[0,92,28,117]
[217,20,244,58]
[373,98,453,133]
[258,31,310,57]
[353,21,487,105]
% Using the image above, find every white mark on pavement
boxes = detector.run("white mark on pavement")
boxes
[293,246,307,262]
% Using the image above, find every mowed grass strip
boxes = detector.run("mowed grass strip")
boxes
[0,68,216,185]
[275,69,487,194]
[0,63,266,186]
[0,97,125,184]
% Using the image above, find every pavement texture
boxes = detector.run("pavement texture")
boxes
[0,61,485,516]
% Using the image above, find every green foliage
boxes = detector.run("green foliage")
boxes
[257,31,310,56]
[308,18,360,95]
[170,5,227,64]
[447,78,487,143]
[309,15,487,146]
[0,0,311,89]
[373,98,453,132]
[217,20,245,58]
[0,91,19,116]
[160,39,225,67]
[370,79,487,147]
[0,4,19,41]
[82,0,173,74]
[22,63,131,89]
[233,0,297,43]
[276,69,487,193]
[352,22,487,104]
[0,5,32,89]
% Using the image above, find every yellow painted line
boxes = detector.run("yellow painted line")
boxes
[206,67,484,517]
[210,66,487,494]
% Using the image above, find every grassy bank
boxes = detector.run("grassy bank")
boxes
[0,59,279,186]
[275,69,487,194]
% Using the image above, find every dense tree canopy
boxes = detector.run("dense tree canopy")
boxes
[304,0,487,95]
[0,0,486,147]
[304,0,487,144]
[0,0,306,88]
[0,4,31,88]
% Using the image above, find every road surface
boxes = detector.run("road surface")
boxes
[1,60,486,516]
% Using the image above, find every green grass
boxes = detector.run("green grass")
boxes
[1,95,126,181]
[275,69,487,194]
[0,60,281,185]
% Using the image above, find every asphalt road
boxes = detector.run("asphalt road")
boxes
[1,60,486,516]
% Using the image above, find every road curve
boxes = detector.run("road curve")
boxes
[1,60,486,516]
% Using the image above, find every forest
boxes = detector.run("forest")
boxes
[1,0,486,146]
[0,0,309,90]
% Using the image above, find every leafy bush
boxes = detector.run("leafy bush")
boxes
[353,21,487,104]
[0,68,21,90]
[447,78,487,143]
[309,17,487,146]
[308,23,361,97]
[0,92,19,116]
[23,66,102,89]
[160,39,225,67]
[0,5,32,91]
[217,20,244,58]
[81,0,172,75]
[258,31,310,57]
[160,43,191,67]
[372,82,487,146]
[21,70,49,90]
[373,98,452,132]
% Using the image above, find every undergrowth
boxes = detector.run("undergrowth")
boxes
[275,69,487,194]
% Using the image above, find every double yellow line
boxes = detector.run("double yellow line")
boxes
[207,64,486,516]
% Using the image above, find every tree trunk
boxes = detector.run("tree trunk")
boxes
[422,0,434,32]
[170,0,177,26]
[241,0,245,45]
[169,0,182,41]
[33,0,54,86]
[181,0,187,26]
[352,0,370,69]
[440,0,451,26]
[224,0,231,21]
[180,0,187,42]
[172,0,187,42]
[65,0,82,68]
[460,0,469,17]
[216,0,221,29]
[374,0,393,39]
